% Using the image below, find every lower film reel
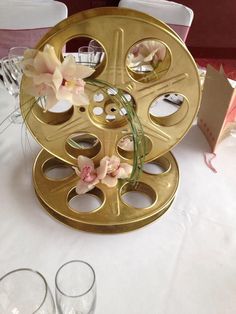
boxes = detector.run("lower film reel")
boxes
[33,149,179,233]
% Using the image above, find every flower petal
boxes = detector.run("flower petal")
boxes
[33,51,50,73]
[33,73,53,86]
[23,48,38,60]
[117,163,132,179]
[76,180,94,195]
[60,55,77,81]
[74,64,95,79]
[52,67,63,91]
[101,175,118,187]
[119,137,134,151]
[72,91,90,106]
[157,45,166,61]
[44,90,58,111]
[72,166,81,177]
[143,49,158,62]
[77,155,95,171]
[75,176,99,195]
[43,44,61,72]
[61,55,94,81]
[56,85,73,103]
[97,157,109,179]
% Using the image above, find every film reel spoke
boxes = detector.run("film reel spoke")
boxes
[138,72,189,97]
[104,27,126,86]
[100,132,119,157]
[45,117,89,142]
[104,187,121,217]
[142,120,171,142]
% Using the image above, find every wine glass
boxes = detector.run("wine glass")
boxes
[8,47,27,81]
[1,56,22,124]
[0,268,56,313]
[88,40,104,67]
[1,47,27,124]
[55,260,96,314]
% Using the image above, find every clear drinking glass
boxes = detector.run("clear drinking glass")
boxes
[55,260,96,314]
[1,56,22,124]
[78,46,95,67]
[8,46,28,58]
[8,46,27,81]
[1,57,19,97]
[1,47,27,124]
[0,268,56,313]
[88,40,104,67]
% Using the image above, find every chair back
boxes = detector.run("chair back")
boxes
[118,0,194,42]
[0,1,68,57]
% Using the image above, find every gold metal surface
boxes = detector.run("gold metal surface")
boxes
[33,149,179,233]
[19,7,201,232]
[20,7,201,166]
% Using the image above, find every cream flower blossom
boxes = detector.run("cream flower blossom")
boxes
[73,155,133,194]
[73,156,99,195]
[128,40,166,68]
[97,155,132,187]
[118,137,134,151]
[23,44,94,110]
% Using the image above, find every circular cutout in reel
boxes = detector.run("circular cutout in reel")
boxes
[33,149,179,233]
[20,7,201,165]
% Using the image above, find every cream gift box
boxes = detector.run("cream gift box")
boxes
[198,65,236,152]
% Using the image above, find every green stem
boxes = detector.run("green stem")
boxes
[86,78,146,183]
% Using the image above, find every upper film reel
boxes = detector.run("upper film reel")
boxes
[20,7,201,165]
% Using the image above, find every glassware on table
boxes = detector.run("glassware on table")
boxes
[55,260,96,314]
[88,40,101,50]
[1,46,27,124]
[78,46,95,67]
[0,268,56,313]
[8,46,28,58]
[1,56,22,124]
[8,46,27,81]
[88,40,105,67]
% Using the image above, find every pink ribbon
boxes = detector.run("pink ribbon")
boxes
[204,152,217,173]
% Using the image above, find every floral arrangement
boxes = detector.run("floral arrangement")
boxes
[23,44,94,111]
[118,136,134,151]
[127,40,166,69]
[73,155,132,194]
[17,44,146,195]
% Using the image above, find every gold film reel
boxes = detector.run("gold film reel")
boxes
[33,149,179,233]
[21,7,201,165]
[20,8,200,232]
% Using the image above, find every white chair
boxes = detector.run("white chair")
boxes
[118,0,194,42]
[0,0,68,58]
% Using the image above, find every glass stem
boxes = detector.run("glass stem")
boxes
[11,94,22,124]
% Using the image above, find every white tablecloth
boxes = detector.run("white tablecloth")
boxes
[1,86,236,314]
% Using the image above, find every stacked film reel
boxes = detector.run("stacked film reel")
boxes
[20,8,201,233]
